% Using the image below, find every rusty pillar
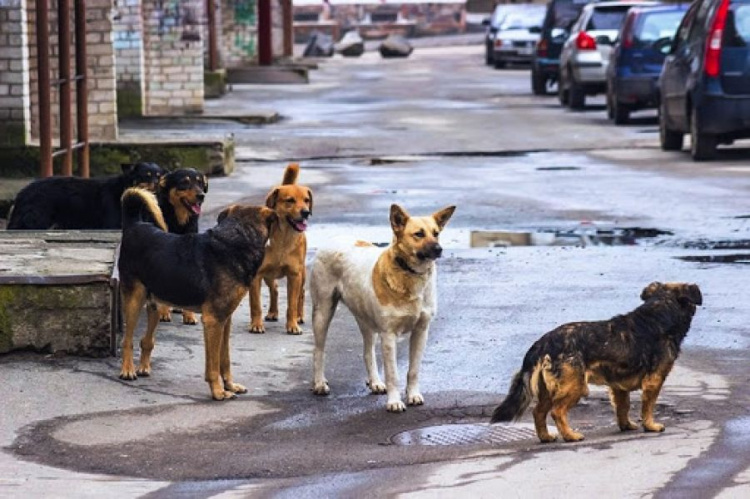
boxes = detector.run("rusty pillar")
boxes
[206,0,219,71]
[35,0,53,178]
[258,0,272,66]
[282,0,292,58]
[58,0,73,176]
[75,0,89,178]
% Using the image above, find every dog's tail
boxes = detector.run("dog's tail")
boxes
[121,187,167,231]
[490,353,550,423]
[281,162,300,185]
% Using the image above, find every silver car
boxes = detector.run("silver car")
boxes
[558,0,655,109]
[492,4,547,68]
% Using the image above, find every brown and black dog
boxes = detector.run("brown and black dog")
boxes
[155,168,209,325]
[118,188,275,400]
[491,282,702,443]
[248,163,312,335]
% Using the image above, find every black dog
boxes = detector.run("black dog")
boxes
[491,282,702,443]
[154,168,209,324]
[118,187,276,400]
[7,162,164,230]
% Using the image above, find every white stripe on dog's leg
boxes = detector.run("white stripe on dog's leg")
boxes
[362,328,386,394]
[381,332,405,412]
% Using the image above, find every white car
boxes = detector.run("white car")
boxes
[492,4,547,68]
[558,0,656,109]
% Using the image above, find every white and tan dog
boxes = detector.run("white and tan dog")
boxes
[310,203,456,412]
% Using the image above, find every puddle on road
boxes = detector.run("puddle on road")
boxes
[391,423,538,446]
[677,254,750,265]
[682,239,750,250]
[535,166,581,171]
[470,226,672,248]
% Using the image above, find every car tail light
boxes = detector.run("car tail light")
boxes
[494,39,503,48]
[704,0,730,77]
[576,31,597,51]
[536,38,548,57]
[621,11,638,49]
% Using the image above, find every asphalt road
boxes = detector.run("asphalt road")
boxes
[2,44,750,498]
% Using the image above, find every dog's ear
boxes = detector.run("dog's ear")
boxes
[681,284,703,306]
[121,163,135,174]
[432,205,456,230]
[641,282,663,301]
[261,207,279,230]
[307,188,313,216]
[390,204,409,234]
[217,205,238,223]
[266,188,280,209]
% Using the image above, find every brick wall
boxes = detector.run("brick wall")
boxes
[221,0,257,68]
[142,0,204,115]
[113,0,144,117]
[0,0,31,146]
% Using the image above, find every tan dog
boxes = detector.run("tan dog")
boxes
[310,204,456,412]
[249,163,312,335]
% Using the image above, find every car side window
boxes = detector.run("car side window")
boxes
[673,2,699,50]
[687,0,713,44]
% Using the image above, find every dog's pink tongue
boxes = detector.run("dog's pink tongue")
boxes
[190,204,202,215]
[294,220,307,232]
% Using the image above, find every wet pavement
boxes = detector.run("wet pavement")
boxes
[2,44,750,497]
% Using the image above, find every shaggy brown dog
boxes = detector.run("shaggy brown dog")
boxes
[118,188,275,400]
[491,282,702,443]
[248,163,312,335]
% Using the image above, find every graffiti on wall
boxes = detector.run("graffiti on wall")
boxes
[151,0,202,42]
[233,0,256,56]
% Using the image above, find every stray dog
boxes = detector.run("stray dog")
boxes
[7,162,164,230]
[155,168,209,325]
[248,163,312,335]
[118,188,275,400]
[491,282,702,443]
[310,204,456,412]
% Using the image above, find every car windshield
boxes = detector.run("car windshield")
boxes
[501,11,546,30]
[726,1,750,46]
[587,6,630,31]
[635,10,686,44]
[551,0,591,29]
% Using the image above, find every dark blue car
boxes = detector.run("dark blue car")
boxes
[606,3,688,124]
[659,0,750,160]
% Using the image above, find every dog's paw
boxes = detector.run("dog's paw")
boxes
[312,381,330,396]
[182,312,198,325]
[538,433,558,444]
[386,400,407,413]
[407,392,424,406]
[159,313,172,323]
[135,366,151,377]
[225,381,247,394]
[562,431,585,442]
[297,317,305,324]
[212,390,237,401]
[264,313,279,322]
[367,380,387,395]
[119,369,137,381]
[249,323,266,334]
[643,422,665,433]
[619,420,639,431]
[286,323,303,335]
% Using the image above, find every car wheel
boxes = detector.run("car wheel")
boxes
[613,99,629,125]
[659,100,683,151]
[494,60,507,69]
[606,88,615,120]
[690,107,717,161]
[569,78,585,110]
[485,43,493,65]
[532,68,547,96]
[558,72,569,106]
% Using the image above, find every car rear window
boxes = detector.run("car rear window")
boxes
[725,1,750,47]
[501,10,546,30]
[587,6,630,31]
[551,0,592,29]
[636,10,686,44]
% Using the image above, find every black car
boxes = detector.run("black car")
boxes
[659,0,750,160]
[531,0,597,95]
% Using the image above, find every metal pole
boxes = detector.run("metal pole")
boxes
[206,0,219,71]
[75,0,89,178]
[58,0,73,176]
[258,0,272,66]
[35,0,53,178]
[282,0,292,58]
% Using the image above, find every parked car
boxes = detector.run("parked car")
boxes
[485,4,531,65]
[559,0,656,109]
[492,4,547,68]
[606,4,688,124]
[659,0,750,160]
[531,0,596,95]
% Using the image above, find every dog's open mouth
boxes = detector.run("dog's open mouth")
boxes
[287,216,308,232]
[182,199,202,216]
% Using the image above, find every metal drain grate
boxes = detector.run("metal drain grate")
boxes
[391,423,539,446]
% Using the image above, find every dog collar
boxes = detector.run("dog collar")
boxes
[395,256,423,276]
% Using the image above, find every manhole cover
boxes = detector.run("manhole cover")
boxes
[391,423,539,446]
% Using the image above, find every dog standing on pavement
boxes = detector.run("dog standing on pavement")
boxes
[7,162,164,230]
[247,163,312,335]
[155,168,209,325]
[491,282,702,443]
[118,187,275,400]
[310,203,456,412]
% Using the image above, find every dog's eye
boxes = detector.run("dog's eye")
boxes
[414,230,425,239]
[285,198,295,204]
[433,231,439,237]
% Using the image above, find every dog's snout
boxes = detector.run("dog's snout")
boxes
[197,192,206,203]
[432,244,443,258]
[301,209,311,219]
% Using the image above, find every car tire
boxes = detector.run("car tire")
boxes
[558,73,569,106]
[494,60,507,69]
[690,107,717,161]
[569,79,585,110]
[485,43,493,65]
[532,68,547,96]
[659,100,683,151]
[606,89,615,120]
[613,99,629,125]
